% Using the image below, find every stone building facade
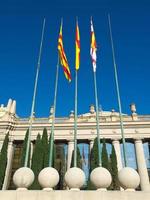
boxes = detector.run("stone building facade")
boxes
[0,99,150,191]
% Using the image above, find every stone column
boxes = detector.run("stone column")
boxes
[67,140,74,170]
[0,140,3,151]
[134,138,150,191]
[89,140,94,152]
[112,139,123,171]
[112,139,124,191]
[2,140,14,190]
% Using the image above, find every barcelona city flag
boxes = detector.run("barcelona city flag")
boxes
[90,19,97,72]
[75,21,80,70]
[58,24,71,82]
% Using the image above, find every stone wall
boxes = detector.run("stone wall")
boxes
[0,191,150,200]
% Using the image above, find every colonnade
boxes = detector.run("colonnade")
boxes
[1,138,150,191]
[67,138,150,191]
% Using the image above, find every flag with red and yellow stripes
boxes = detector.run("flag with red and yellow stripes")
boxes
[75,21,80,70]
[90,19,97,72]
[58,24,71,82]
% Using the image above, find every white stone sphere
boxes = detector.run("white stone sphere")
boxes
[38,167,59,189]
[90,167,112,190]
[118,167,140,190]
[65,167,86,190]
[13,167,34,189]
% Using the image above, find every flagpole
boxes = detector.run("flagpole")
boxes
[74,18,80,168]
[93,71,102,166]
[74,69,78,167]
[49,56,59,167]
[108,14,127,167]
[24,18,46,167]
[90,18,102,167]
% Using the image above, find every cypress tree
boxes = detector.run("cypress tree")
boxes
[20,129,30,167]
[41,128,49,167]
[30,134,43,189]
[87,137,99,190]
[0,133,9,189]
[90,137,99,172]
[70,146,82,168]
[101,139,110,171]
[110,145,120,190]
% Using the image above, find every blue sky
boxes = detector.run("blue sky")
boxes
[0,0,150,117]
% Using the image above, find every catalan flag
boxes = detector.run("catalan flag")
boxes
[75,21,80,70]
[90,19,97,72]
[58,23,71,82]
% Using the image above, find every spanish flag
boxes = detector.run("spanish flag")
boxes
[90,18,97,72]
[58,23,71,82]
[75,21,80,70]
